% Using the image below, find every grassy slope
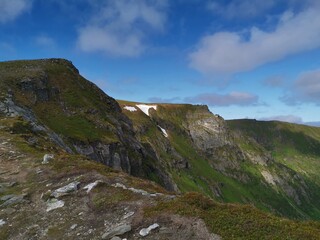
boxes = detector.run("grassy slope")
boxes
[1,115,320,240]
[119,101,320,220]
[227,119,320,184]
[228,119,320,219]
[147,192,320,240]
[0,59,119,143]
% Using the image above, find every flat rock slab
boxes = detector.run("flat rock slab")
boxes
[0,194,25,207]
[46,199,65,212]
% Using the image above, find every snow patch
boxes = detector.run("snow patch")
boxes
[123,106,137,112]
[158,126,168,138]
[136,104,157,116]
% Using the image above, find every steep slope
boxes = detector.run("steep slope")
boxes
[228,119,320,218]
[0,59,175,191]
[1,110,320,239]
[119,101,320,220]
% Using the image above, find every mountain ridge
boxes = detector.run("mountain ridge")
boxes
[1,58,320,239]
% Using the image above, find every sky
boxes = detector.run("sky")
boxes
[0,0,320,124]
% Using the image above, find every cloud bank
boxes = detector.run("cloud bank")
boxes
[0,0,32,23]
[185,92,259,107]
[260,115,303,124]
[77,0,168,57]
[190,5,320,74]
[282,69,320,105]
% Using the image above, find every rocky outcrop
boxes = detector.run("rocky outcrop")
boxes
[0,58,176,192]
[0,93,73,152]
[73,142,132,172]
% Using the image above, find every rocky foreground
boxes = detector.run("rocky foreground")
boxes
[0,120,219,239]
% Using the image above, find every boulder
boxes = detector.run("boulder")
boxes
[139,223,160,237]
[46,199,65,212]
[83,180,102,193]
[51,181,80,198]
[0,219,6,226]
[0,194,25,207]
[42,154,54,164]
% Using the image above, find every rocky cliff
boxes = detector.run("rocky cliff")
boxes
[0,59,175,191]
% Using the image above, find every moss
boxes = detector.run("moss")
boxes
[47,225,64,239]
[146,192,320,240]
[92,185,138,210]
[0,227,9,240]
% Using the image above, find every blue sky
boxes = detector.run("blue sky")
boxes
[1,0,320,124]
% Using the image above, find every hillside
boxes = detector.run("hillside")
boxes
[118,101,320,220]
[228,119,320,217]
[0,121,319,239]
[1,58,320,239]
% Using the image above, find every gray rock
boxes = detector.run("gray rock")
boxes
[101,223,131,239]
[139,223,159,237]
[111,183,163,197]
[46,199,65,212]
[0,219,6,226]
[42,154,54,164]
[83,180,102,193]
[0,94,72,153]
[110,237,122,240]
[0,182,17,188]
[0,194,25,207]
[2,208,16,215]
[51,181,80,198]
[211,233,222,240]
[70,224,78,230]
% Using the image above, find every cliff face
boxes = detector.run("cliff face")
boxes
[1,59,320,221]
[0,59,176,191]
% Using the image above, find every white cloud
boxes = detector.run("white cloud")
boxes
[189,5,320,74]
[77,0,168,57]
[0,0,32,23]
[282,69,320,105]
[260,115,303,124]
[185,91,259,107]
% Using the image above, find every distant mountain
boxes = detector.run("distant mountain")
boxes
[305,121,320,127]
[1,59,320,239]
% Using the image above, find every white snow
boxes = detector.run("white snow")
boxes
[123,106,137,112]
[136,104,157,116]
[159,126,168,138]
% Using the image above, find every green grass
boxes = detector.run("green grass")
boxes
[119,101,320,219]
[146,192,320,240]
[227,119,320,219]
[0,59,121,143]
